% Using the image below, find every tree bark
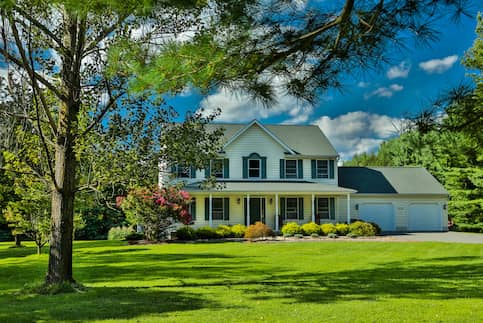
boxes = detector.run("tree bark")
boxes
[14,234,21,247]
[45,10,82,285]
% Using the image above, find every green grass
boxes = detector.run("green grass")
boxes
[0,240,482,322]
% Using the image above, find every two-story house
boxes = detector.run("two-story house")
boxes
[162,120,449,232]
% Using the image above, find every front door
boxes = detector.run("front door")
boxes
[244,198,266,225]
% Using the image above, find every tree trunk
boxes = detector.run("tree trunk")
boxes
[37,244,41,255]
[14,234,21,247]
[45,10,82,285]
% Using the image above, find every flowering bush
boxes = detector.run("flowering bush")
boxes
[120,186,192,241]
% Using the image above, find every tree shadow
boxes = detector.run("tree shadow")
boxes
[0,286,220,322]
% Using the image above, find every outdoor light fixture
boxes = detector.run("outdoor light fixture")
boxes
[269,198,273,205]
[237,198,241,204]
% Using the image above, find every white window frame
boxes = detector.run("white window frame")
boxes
[285,197,299,220]
[248,158,261,179]
[317,197,334,220]
[212,198,225,220]
[316,160,329,179]
[175,164,191,178]
[211,159,224,178]
[285,160,298,179]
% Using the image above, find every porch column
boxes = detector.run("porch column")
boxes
[209,194,213,227]
[311,194,315,223]
[346,193,351,224]
[246,194,250,226]
[275,193,279,232]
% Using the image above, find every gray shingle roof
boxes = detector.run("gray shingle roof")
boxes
[206,121,338,156]
[338,167,448,195]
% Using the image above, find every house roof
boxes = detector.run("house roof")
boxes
[338,167,449,195]
[206,120,338,157]
[186,181,355,194]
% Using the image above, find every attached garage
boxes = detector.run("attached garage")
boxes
[359,203,395,231]
[339,166,449,232]
[408,203,442,231]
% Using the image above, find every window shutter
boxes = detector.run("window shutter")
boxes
[204,162,211,178]
[298,197,304,220]
[261,157,267,179]
[190,166,196,178]
[329,197,335,220]
[242,157,248,179]
[297,160,303,179]
[329,160,335,179]
[280,197,286,219]
[223,198,230,220]
[204,198,209,220]
[311,160,316,179]
[190,198,196,220]
[223,159,229,178]
[280,159,285,179]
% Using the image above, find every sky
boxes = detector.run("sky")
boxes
[165,9,479,161]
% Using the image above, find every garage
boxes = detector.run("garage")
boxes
[359,203,395,231]
[408,203,442,231]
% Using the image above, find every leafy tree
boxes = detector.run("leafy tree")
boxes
[0,0,471,287]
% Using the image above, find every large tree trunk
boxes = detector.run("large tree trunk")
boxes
[14,234,21,247]
[45,10,83,285]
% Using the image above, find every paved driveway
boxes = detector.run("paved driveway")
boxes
[383,232,483,244]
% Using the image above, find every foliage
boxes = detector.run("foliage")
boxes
[244,222,273,239]
[120,186,192,241]
[327,233,338,239]
[195,226,219,240]
[455,223,483,233]
[281,222,302,236]
[320,223,337,236]
[175,226,197,240]
[367,222,382,235]
[301,222,321,236]
[230,224,247,238]
[335,223,350,236]
[107,226,134,241]
[124,232,145,241]
[216,225,234,238]
[349,221,377,236]
[75,206,127,240]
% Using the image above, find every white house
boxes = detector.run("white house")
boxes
[163,120,449,232]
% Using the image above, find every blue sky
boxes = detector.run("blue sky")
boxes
[166,11,479,161]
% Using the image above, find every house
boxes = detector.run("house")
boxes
[161,120,449,232]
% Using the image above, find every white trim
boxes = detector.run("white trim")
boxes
[347,194,350,224]
[247,158,261,179]
[209,194,213,227]
[275,193,279,231]
[311,194,315,222]
[223,120,296,154]
[284,159,298,179]
[246,194,250,226]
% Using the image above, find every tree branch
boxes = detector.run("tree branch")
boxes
[83,13,129,56]
[81,90,125,136]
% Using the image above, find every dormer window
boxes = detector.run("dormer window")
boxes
[248,159,261,178]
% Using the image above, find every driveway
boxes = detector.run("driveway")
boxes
[383,231,483,244]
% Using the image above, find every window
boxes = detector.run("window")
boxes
[317,197,335,220]
[211,159,224,178]
[248,159,260,178]
[174,164,191,178]
[285,160,298,179]
[286,198,299,219]
[316,160,328,179]
[212,198,225,220]
[189,198,196,221]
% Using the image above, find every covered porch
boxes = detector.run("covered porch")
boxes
[187,181,356,231]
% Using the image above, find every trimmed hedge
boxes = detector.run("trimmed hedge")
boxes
[301,222,321,235]
[281,222,302,236]
[320,223,337,235]
[349,221,376,236]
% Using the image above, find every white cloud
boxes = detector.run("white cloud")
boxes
[357,81,370,88]
[387,61,411,79]
[200,77,314,123]
[364,83,403,99]
[313,111,405,160]
[419,55,458,74]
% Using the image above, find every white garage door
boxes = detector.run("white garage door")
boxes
[408,203,442,231]
[359,203,395,231]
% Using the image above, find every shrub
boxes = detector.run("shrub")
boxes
[196,226,220,239]
[175,226,196,240]
[328,233,338,239]
[107,226,133,240]
[216,225,234,238]
[230,224,247,238]
[335,223,350,236]
[349,221,376,236]
[456,223,483,233]
[311,233,320,238]
[301,222,321,236]
[281,222,302,236]
[294,233,304,239]
[283,233,293,238]
[320,223,337,235]
[347,232,358,238]
[244,222,273,239]
[125,232,144,241]
[368,222,382,235]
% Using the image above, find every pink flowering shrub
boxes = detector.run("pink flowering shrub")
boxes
[120,186,192,241]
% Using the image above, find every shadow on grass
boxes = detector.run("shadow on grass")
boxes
[0,244,39,259]
[0,286,219,322]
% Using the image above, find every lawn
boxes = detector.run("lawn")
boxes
[0,240,482,323]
